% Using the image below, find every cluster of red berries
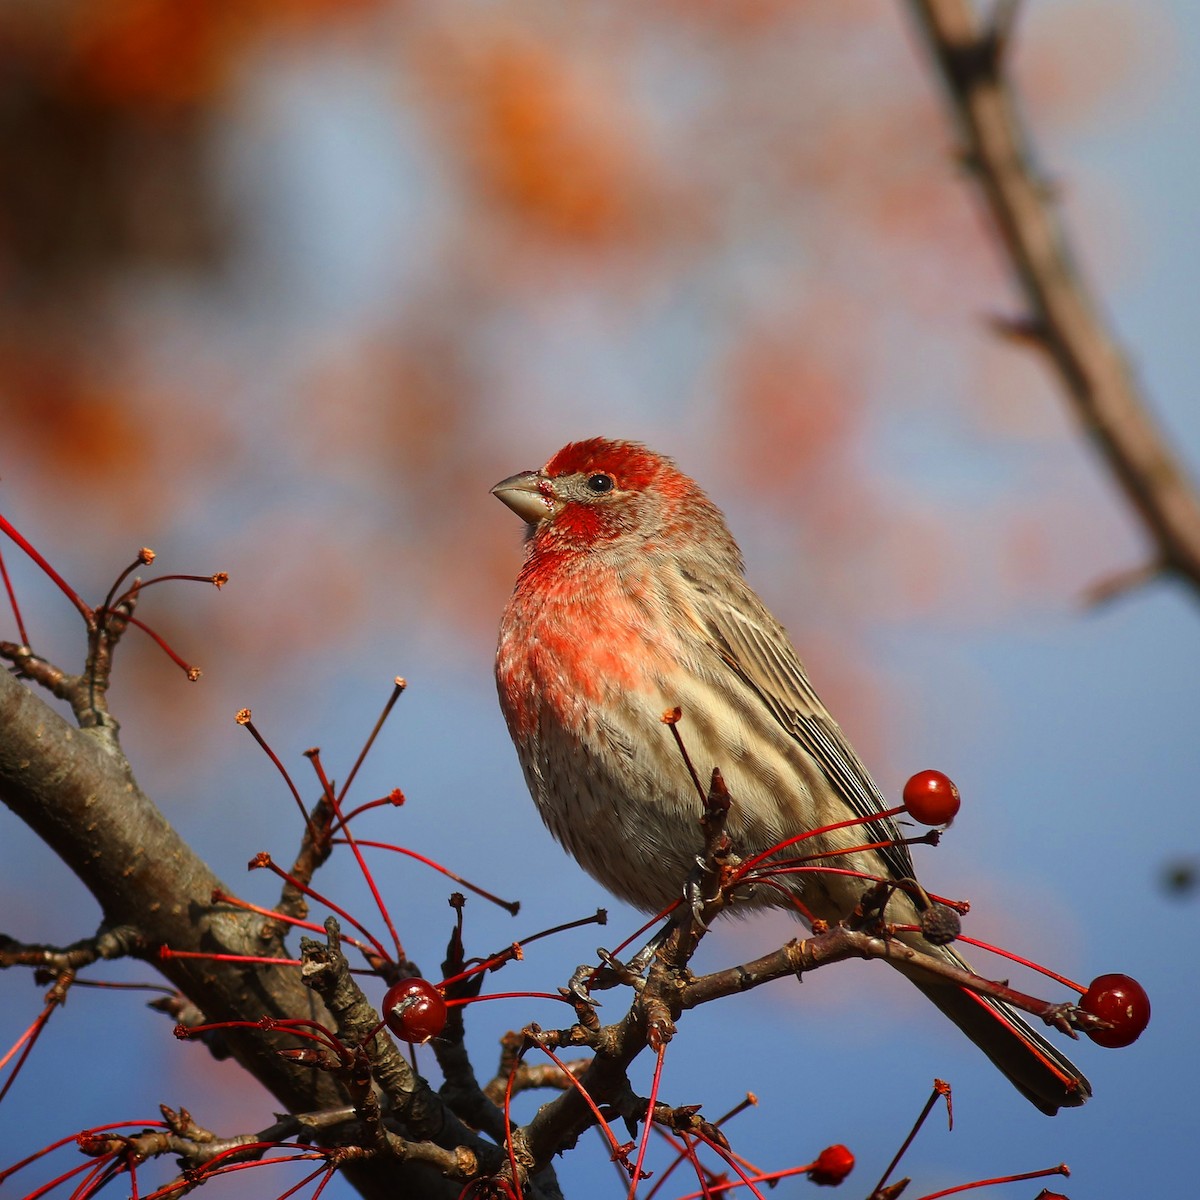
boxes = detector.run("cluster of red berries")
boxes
[377,773,1150,1054]
[902,770,1150,1048]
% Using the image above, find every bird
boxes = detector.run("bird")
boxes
[492,436,1090,1114]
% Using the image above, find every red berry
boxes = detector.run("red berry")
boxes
[808,1144,854,1186]
[382,978,448,1044]
[902,770,961,826]
[1080,973,1150,1048]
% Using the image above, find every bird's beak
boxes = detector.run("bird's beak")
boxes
[491,470,559,524]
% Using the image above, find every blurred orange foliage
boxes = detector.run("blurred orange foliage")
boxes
[722,321,861,487]
[64,0,242,109]
[2,348,148,480]
[0,0,379,110]
[0,0,1165,745]
[418,26,647,245]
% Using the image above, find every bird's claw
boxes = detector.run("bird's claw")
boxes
[1045,1001,1085,1039]
[685,869,710,931]
[562,870,723,1007]
[566,963,602,1006]
[598,946,649,990]
[566,948,650,1003]
[683,855,724,930]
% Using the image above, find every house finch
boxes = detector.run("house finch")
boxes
[493,436,1090,1114]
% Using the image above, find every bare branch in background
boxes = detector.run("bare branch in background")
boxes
[908,0,1200,602]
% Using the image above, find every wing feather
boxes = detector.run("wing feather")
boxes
[684,568,915,884]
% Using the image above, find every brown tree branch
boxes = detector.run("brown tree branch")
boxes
[0,925,144,972]
[906,0,1200,598]
[512,894,1103,1185]
[2,651,1101,1195]
[0,667,423,1200]
[680,923,1103,1037]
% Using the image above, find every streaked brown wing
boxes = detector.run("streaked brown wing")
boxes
[686,570,915,884]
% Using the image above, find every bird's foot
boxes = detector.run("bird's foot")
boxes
[683,854,728,931]
[565,930,674,1004]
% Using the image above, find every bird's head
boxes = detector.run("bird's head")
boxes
[492,437,741,566]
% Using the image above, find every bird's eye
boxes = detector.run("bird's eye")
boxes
[585,473,615,494]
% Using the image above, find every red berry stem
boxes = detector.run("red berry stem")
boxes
[661,707,710,805]
[335,677,407,805]
[0,510,93,623]
[914,1162,1068,1200]
[737,807,906,875]
[500,1042,526,1196]
[0,1006,48,1075]
[629,1044,668,1196]
[129,571,229,591]
[953,935,1085,994]
[747,863,890,889]
[195,1161,331,1200]
[764,830,940,872]
[25,1155,109,1200]
[158,947,302,967]
[741,873,819,923]
[870,1079,953,1198]
[0,1000,56,1106]
[0,1123,169,1190]
[174,1016,348,1060]
[642,1101,766,1200]
[98,547,155,617]
[514,908,609,949]
[249,853,393,966]
[140,1146,328,1197]
[643,1099,772,1200]
[437,947,522,992]
[0,548,30,646]
[672,1161,831,1200]
[604,900,684,962]
[678,1129,769,1200]
[236,711,322,845]
[442,991,569,1008]
[305,748,405,964]
[97,609,201,680]
[532,1041,630,1168]
[209,889,380,959]
[333,788,406,828]
[332,839,520,915]
[642,1126,714,1200]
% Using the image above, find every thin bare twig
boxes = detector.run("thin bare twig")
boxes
[907,0,1200,599]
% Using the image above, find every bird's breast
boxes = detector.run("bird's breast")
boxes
[495,566,677,739]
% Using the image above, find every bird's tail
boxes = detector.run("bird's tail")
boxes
[896,949,1091,1115]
